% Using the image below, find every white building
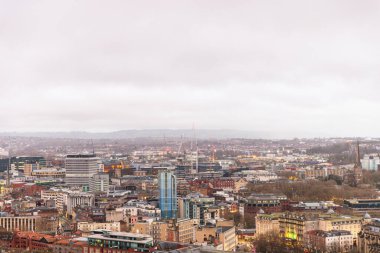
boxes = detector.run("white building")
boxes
[90,173,109,192]
[41,189,66,212]
[361,154,380,171]
[65,154,100,187]
[41,188,94,215]
[238,170,278,182]
[77,221,120,233]
[307,230,353,252]
[66,192,94,215]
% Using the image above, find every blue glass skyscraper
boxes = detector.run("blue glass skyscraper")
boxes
[159,171,177,219]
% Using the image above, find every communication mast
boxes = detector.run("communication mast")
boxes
[7,137,11,187]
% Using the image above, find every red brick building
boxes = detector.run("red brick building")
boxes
[12,182,43,197]
[10,231,66,251]
[209,178,235,190]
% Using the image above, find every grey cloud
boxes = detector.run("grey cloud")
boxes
[0,0,380,137]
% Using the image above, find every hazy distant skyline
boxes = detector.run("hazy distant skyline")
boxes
[1,1,380,138]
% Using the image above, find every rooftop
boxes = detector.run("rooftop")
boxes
[87,231,153,244]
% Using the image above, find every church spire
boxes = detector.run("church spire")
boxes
[355,140,361,168]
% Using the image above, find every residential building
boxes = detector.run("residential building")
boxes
[318,214,362,245]
[167,218,196,243]
[216,226,237,251]
[106,209,125,222]
[255,213,280,236]
[361,154,380,171]
[195,226,237,251]
[132,221,152,235]
[358,219,380,253]
[151,221,168,243]
[302,166,346,179]
[159,171,177,219]
[132,220,169,243]
[306,230,353,252]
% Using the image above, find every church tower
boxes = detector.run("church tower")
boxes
[353,140,363,185]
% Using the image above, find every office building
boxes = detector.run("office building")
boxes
[344,198,380,213]
[158,171,177,219]
[244,193,288,216]
[23,163,39,176]
[90,173,109,192]
[87,230,154,253]
[178,195,216,225]
[65,154,99,187]
[32,168,66,178]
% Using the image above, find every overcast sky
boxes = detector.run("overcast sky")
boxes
[1,1,380,137]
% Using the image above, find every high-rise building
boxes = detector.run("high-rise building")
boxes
[159,171,177,219]
[65,154,99,187]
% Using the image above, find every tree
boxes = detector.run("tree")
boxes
[254,232,304,253]
[247,179,378,204]
[223,210,242,227]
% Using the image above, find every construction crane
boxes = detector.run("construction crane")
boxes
[211,145,216,163]
[176,135,184,164]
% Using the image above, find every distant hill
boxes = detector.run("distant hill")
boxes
[0,129,271,139]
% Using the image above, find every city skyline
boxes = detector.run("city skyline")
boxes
[1,1,380,137]
[2,2,380,253]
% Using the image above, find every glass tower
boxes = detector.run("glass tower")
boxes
[159,171,177,219]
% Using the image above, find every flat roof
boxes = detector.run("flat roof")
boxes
[88,231,153,244]
[67,154,97,158]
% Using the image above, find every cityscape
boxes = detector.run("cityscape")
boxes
[0,136,379,253]
[1,1,380,253]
